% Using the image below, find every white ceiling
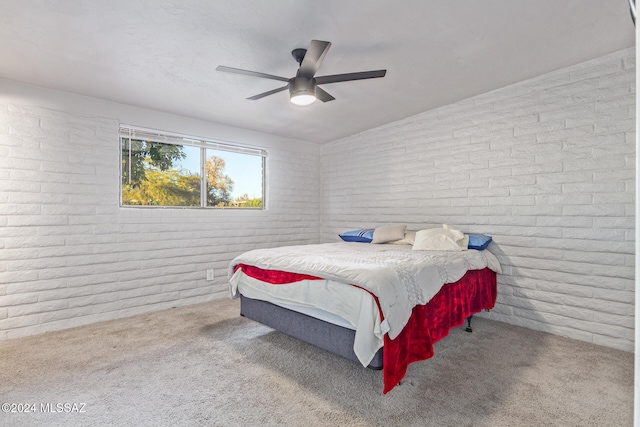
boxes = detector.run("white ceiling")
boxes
[0,1,635,143]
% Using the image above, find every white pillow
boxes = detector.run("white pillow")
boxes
[412,225,469,251]
[386,231,416,245]
[371,224,407,244]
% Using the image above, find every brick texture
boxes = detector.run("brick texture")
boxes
[321,48,635,352]
[0,48,635,353]
[0,92,321,340]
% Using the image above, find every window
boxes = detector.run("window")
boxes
[120,126,266,209]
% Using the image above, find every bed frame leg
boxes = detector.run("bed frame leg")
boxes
[465,315,473,333]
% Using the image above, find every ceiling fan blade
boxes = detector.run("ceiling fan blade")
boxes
[315,86,335,102]
[297,40,331,78]
[247,85,288,100]
[216,65,289,82]
[315,69,387,85]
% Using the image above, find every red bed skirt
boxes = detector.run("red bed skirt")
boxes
[381,268,497,393]
[235,264,497,394]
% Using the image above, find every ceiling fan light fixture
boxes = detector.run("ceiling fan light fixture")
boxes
[290,93,316,106]
[289,78,316,106]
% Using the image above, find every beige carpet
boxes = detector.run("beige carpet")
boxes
[0,298,633,427]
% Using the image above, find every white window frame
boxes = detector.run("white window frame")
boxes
[119,125,267,209]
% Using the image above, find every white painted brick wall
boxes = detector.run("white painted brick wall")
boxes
[0,48,635,353]
[0,84,320,340]
[321,48,635,352]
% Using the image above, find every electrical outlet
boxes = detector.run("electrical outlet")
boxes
[206,269,214,281]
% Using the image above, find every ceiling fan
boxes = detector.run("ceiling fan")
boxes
[216,40,386,106]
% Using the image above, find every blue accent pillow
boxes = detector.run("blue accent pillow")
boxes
[339,228,375,243]
[466,233,492,250]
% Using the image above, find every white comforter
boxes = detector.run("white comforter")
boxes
[229,242,502,340]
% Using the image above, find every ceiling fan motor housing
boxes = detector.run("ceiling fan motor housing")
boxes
[289,77,316,97]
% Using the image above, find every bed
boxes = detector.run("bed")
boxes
[228,230,501,394]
